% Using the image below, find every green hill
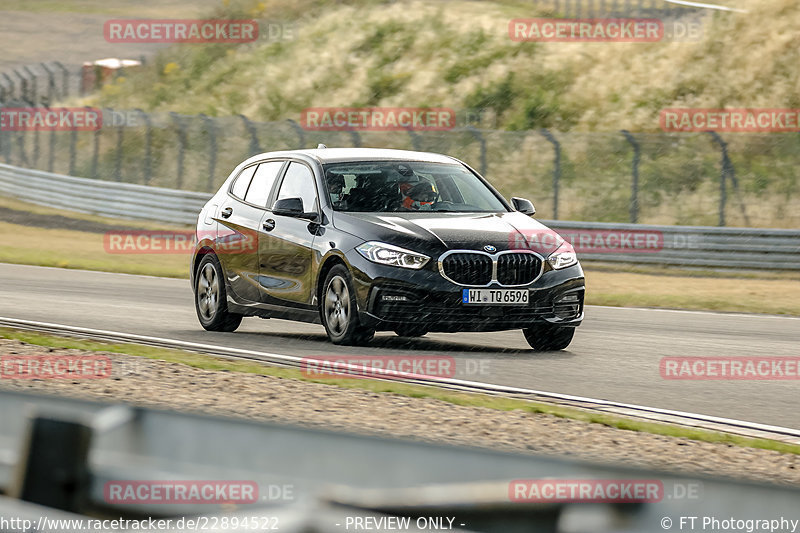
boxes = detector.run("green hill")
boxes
[87,0,783,134]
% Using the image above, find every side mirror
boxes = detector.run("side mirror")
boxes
[273,197,319,221]
[511,197,536,216]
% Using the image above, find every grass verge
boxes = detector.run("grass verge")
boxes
[0,221,189,278]
[1,326,798,456]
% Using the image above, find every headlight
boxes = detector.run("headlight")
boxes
[547,241,578,270]
[356,242,430,269]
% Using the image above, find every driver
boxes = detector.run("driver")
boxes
[399,181,438,210]
[326,172,346,208]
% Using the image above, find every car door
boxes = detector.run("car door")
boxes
[259,161,320,309]
[217,160,285,303]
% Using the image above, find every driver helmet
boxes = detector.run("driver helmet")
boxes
[400,181,437,210]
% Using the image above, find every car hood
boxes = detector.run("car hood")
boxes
[332,211,566,256]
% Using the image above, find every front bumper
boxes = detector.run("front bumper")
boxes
[347,253,585,332]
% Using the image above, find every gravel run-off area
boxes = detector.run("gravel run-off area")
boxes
[1,337,798,489]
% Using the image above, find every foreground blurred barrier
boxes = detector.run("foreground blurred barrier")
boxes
[1,162,799,270]
[0,388,799,532]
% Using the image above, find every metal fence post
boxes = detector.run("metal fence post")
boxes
[201,114,217,191]
[11,100,29,167]
[466,126,488,176]
[54,61,69,99]
[114,118,124,181]
[13,69,27,102]
[32,120,40,168]
[48,111,56,173]
[69,123,77,176]
[240,114,261,157]
[539,128,561,219]
[347,128,362,148]
[16,128,29,167]
[136,109,153,185]
[91,108,105,179]
[706,130,748,227]
[406,127,421,151]
[0,103,8,163]
[3,72,16,100]
[23,65,38,104]
[286,119,305,149]
[40,63,55,103]
[621,129,640,223]
[706,131,728,226]
[171,112,188,189]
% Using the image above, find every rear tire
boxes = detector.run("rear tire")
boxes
[195,254,243,332]
[522,324,575,351]
[320,265,375,345]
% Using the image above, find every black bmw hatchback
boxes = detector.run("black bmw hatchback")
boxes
[191,147,584,349]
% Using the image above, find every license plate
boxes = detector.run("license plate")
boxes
[462,288,529,305]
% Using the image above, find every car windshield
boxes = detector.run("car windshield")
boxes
[323,161,508,213]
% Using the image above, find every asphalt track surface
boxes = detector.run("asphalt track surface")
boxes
[1,263,798,429]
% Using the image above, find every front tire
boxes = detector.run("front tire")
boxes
[522,324,575,351]
[195,254,243,332]
[320,265,375,345]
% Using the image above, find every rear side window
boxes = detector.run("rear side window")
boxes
[274,162,318,212]
[230,165,257,199]
[244,161,284,206]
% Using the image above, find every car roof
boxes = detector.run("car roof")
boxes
[245,147,459,165]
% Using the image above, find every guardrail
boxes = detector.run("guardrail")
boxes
[2,162,799,270]
[0,163,207,226]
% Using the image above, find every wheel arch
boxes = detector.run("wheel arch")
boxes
[316,253,348,307]
[191,245,217,285]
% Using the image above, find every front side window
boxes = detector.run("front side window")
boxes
[274,162,318,212]
[244,161,284,206]
[322,161,508,213]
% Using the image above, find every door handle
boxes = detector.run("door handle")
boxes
[221,207,233,219]
[262,219,276,231]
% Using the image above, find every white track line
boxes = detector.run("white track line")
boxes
[588,305,800,321]
[2,316,798,443]
[664,0,747,13]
